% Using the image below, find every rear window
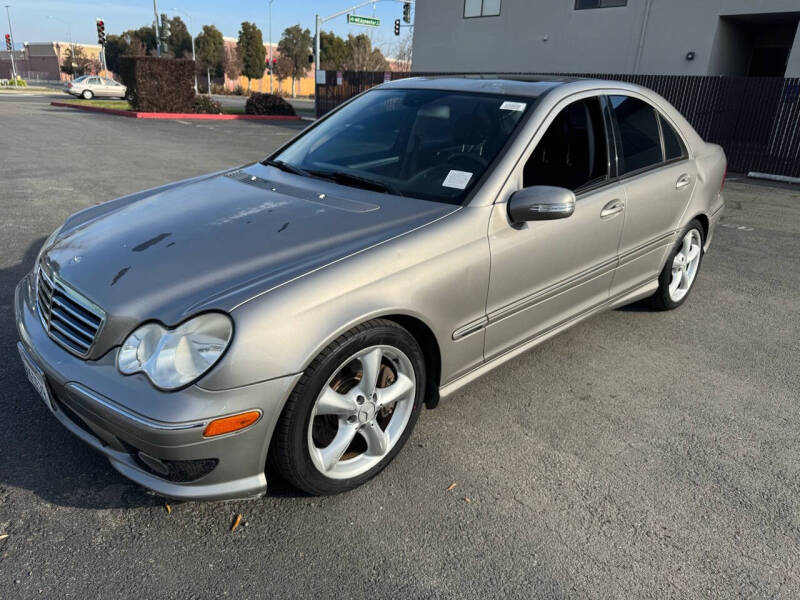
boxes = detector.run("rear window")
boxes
[610,95,662,174]
[660,115,686,161]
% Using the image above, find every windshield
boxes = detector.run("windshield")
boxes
[270,88,533,204]
[73,75,89,82]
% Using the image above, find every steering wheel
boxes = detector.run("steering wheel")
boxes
[446,152,489,170]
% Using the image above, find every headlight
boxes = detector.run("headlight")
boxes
[117,313,233,390]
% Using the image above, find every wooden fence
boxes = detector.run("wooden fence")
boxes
[315,71,800,178]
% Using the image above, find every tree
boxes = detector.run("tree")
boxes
[319,30,348,70]
[166,16,192,58]
[195,25,225,92]
[391,33,413,72]
[123,25,158,55]
[273,53,294,90]
[224,42,243,83]
[60,46,98,76]
[104,34,131,73]
[345,33,388,71]
[237,21,266,92]
[277,25,312,97]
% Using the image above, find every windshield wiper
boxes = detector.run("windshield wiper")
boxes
[263,159,312,178]
[307,170,404,197]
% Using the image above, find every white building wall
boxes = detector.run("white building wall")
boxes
[412,0,800,77]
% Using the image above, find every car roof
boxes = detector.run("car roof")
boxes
[378,75,582,98]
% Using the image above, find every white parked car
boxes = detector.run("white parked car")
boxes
[64,75,126,100]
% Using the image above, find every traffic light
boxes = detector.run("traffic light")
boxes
[4,33,11,51]
[394,19,400,36]
[403,2,411,24]
[96,19,105,46]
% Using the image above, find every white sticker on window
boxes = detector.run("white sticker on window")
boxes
[500,101,526,112]
[442,170,473,189]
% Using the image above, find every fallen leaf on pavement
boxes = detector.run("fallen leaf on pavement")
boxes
[231,514,242,532]
[165,504,172,514]
[447,483,457,491]
[464,497,472,503]
[0,534,8,541]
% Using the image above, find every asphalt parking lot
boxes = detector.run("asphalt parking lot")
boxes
[1,95,799,599]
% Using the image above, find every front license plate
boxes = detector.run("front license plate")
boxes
[18,345,52,411]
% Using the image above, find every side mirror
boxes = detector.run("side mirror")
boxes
[507,186,576,223]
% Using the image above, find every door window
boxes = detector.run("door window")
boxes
[523,97,609,192]
[659,115,687,161]
[609,95,662,174]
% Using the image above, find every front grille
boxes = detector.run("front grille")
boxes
[37,266,105,357]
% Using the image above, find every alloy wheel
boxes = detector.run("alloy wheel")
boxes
[669,229,702,302]
[307,345,416,480]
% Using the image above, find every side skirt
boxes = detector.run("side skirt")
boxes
[438,279,658,399]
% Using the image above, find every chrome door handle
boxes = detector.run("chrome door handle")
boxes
[676,174,692,189]
[600,199,624,219]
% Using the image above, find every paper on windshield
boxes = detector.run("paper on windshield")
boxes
[442,170,473,189]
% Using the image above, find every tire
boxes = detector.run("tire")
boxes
[270,319,426,495]
[648,219,705,311]
[81,90,93,100]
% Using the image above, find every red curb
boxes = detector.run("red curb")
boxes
[50,101,302,120]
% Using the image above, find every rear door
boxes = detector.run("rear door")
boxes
[607,94,697,296]
[86,77,101,96]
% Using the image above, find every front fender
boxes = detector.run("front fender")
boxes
[197,206,492,391]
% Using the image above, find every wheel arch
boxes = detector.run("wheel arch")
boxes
[299,310,444,410]
[380,313,442,409]
[691,212,709,241]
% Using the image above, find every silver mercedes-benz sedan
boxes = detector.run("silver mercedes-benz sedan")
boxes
[16,76,726,499]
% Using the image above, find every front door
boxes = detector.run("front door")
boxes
[484,95,625,360]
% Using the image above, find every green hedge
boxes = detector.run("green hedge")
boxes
[118,56,194,112]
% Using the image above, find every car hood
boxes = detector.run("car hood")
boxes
[41,163,455,355]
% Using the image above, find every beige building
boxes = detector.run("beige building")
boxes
[1,41,103,81]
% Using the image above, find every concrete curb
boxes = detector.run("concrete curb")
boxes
[50,101,302,121]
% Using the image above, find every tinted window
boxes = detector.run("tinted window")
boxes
[610,95,662,174]
[273,89,532,204]
[660,115,686,161]
[575,0,627,8]
[523,97,608,192]
[464,0,501,17]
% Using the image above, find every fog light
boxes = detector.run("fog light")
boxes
[203,411,261,437]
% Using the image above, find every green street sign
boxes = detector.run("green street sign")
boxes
[347,14,380,27]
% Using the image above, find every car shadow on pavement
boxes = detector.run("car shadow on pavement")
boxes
[0,238,164,509]
[1,238,306,508]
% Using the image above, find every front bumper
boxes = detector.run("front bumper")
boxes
[15,274,301,501]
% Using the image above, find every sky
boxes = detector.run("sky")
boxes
[5,0,411,55]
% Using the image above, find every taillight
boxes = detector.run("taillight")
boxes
[67,82,72,88]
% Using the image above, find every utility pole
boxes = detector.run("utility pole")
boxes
[153,0,161,56]
[4,5,17,86]
[268,0,275,93]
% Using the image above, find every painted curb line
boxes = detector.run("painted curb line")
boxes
[51,101,302,121]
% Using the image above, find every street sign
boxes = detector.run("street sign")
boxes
[347,14,380,27]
